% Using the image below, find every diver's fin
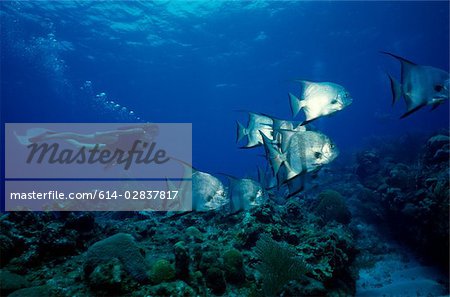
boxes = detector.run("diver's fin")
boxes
[289,92,305,118]
[236,121,247,143]
[16,128,54,145]
[387,74,402,105]
[400,103,426,119]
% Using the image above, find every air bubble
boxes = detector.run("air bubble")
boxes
[82,81,144,122]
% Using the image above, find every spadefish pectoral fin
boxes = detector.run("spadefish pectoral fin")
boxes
[289,92,304,118]
[300,117,315,126]
[236,121,247,143]
[387,74,402,106]
[430,102,441,111]
[430,99,445,111]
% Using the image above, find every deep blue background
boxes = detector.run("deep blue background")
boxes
[1,1,449,178]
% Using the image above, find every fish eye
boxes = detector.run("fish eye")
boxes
[331,99,338,104]
[434,85,443,92]
[314,152,322,159]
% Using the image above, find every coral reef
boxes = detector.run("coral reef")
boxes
[0,132,447,296]
[0,270,30,296]
[355,132,450,268]
[314,190,351,225]
[0,195,356,296]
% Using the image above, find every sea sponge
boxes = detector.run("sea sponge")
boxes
[174,241,190,280]
[222,248,245,284]
[185,226,203,242]
[150,259,175,284]
[314,190,351,225]
[84,233,148,283]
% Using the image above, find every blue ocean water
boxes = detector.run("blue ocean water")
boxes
[2,1,448,177]
[1,2,449,297]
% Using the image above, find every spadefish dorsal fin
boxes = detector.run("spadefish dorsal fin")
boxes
[380,51,416,66]
[216,172,238,180]
[169,157,196,176]
[289,92,303,118]
[216,173,240,191]
[381,51,417,82]
[257,112,281,123]
[292,79,315,87]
